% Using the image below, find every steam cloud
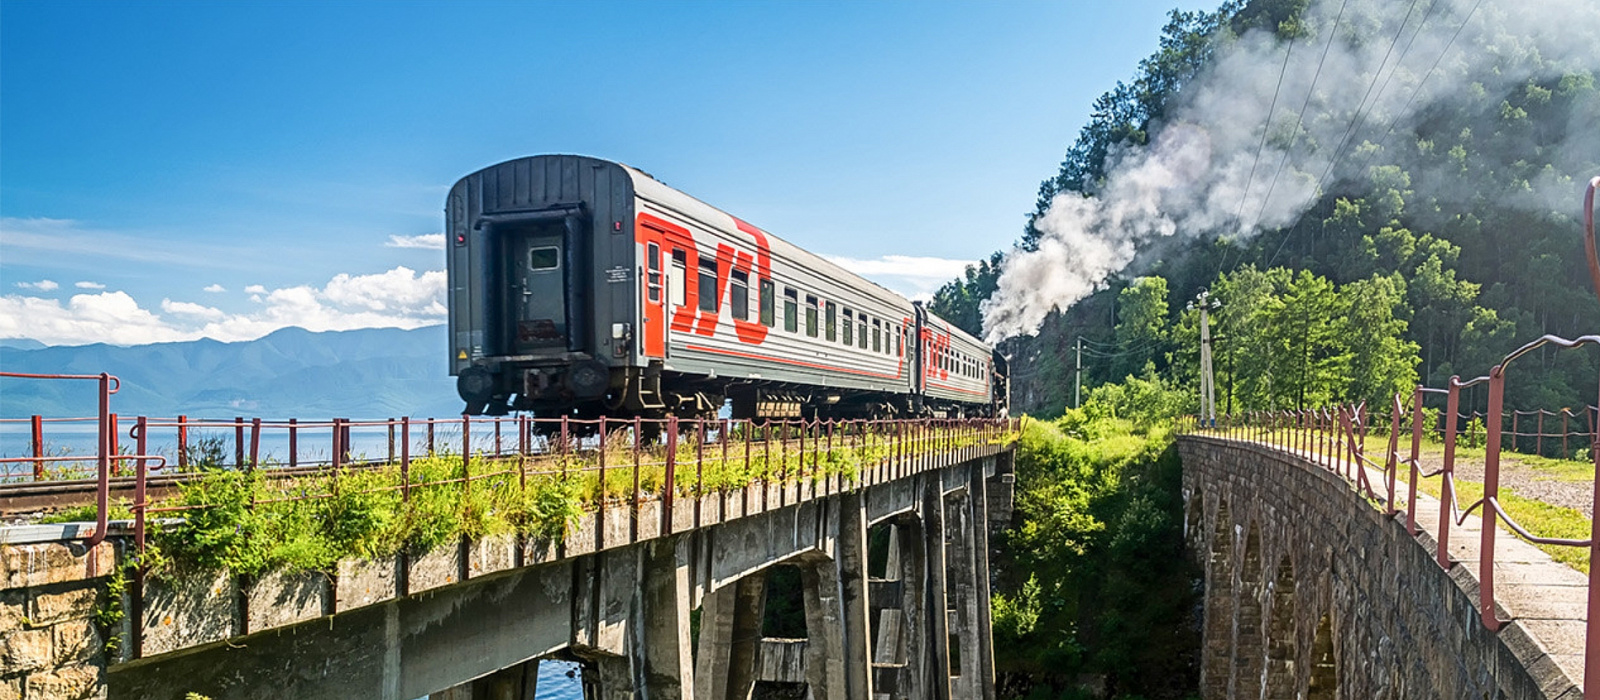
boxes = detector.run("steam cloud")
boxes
[981,0,1600,343]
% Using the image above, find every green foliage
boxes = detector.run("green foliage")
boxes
[994,398,1199,698]
[114,423,1003,580]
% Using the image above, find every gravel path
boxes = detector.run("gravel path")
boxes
[1417,451,1595,519]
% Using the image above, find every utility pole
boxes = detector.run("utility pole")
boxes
[1189,290,1221,427]
[1074,336,1083,409]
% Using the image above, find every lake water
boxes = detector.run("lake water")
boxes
[532,660,583,699]
[0,419,549,478]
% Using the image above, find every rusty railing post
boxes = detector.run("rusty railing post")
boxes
[1480,369,1507,631]
[664,416,678,534]
[1439,378,1461,569]
[31,414,44,480]
[401,417,411,503]
[1408,386,1424,535]
[234,416,245,470]
[88,373,110,548]
[249,418,261,470]
[177,414,188,471]
[289,418,298,468]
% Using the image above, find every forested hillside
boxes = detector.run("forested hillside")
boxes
[935,0,1600,417]
[949,0,1598,697]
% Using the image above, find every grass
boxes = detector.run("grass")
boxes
[85,422,1014,580]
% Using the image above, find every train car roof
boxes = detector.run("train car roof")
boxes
[617,160,920,318]
[457,154,994,355]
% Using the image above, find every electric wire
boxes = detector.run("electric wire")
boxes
[1214,30,1300,281]
[1265,0,1484,269]
[1248,0,1352,245]
[1348,0,1485,182]
[1305,0,1425,203]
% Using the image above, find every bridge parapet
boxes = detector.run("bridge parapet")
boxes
[1180,332,1600,699]
[1180,433,1585,699]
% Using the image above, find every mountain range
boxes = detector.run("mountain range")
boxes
[0,325,462,419]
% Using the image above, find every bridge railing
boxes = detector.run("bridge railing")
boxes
[1181,332,1600,697]
[4,408,1015,581]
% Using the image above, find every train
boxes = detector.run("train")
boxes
[446,154,1007,421]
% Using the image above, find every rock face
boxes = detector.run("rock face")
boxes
[1180,435,1582,700]
[0,540,116,700]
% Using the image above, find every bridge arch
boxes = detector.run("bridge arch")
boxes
[1306,611,1337,700]
[1264,555,1296,700]
[1202,496,1233,698]
[1231,522,1264,699]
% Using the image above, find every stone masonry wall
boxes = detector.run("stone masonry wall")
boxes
[1180,436,1574,700]
[1,541,115,700]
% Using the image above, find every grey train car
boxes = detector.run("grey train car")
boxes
[446,154,1006,420]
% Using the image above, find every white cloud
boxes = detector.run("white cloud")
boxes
[385,233,446,250]
[160,299,227,321]
[75,281,106,290]
[203,284,226,293]
[15,279,60,291]
[0,266,448,346]
[825,254,975,299]
[243,284,267,294]
[0,292,189,346]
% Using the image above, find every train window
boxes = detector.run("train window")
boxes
[825,302,837,342]
[670,250,687,307]
[529,246,560,271]
[897,327,904,357]
[858,319,867,349]
[698,257,719,312]
[805,295,818,337]
[872,319,881,353]
[842,309,854,346]
[760,279,775,327]
[784,288,798,333]
[646,243,661,303]
[730,270,749,321]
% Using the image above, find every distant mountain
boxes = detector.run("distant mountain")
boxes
[0,338,46,350]
[0,326,462,419]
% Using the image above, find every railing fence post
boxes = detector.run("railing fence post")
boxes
[249,418,261,470]
[1480,369,1507,631]
[1439,378,1461,570]
[30,414,43,480]
[177,415,188,471]
[1408,387,1423,535]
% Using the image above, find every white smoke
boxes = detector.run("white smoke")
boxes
[982,0,1600,343]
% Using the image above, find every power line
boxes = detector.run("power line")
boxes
[1306,0,1426,200]
[1249,0,1352,244]
[1265,0,1485,269]
[1349,0,1485,181]
[1217,29,1299,280]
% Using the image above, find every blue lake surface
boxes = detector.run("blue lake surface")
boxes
[534,659,584,699]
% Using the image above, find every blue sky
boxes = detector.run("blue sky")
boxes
[1,0,1213,346]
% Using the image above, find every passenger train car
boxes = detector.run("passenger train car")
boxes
[447,155,1007,420]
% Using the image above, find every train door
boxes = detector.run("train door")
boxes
[502,224,569,353]
[636,213,698,359]
[912,305,927,394]
[641,241,666,357]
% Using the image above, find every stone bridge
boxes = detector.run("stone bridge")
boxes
[1180,434,1588,700]
[2,435,1014,700]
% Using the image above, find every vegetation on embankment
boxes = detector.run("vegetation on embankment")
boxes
[42,424,1005,580]
[992,376,1200,700]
